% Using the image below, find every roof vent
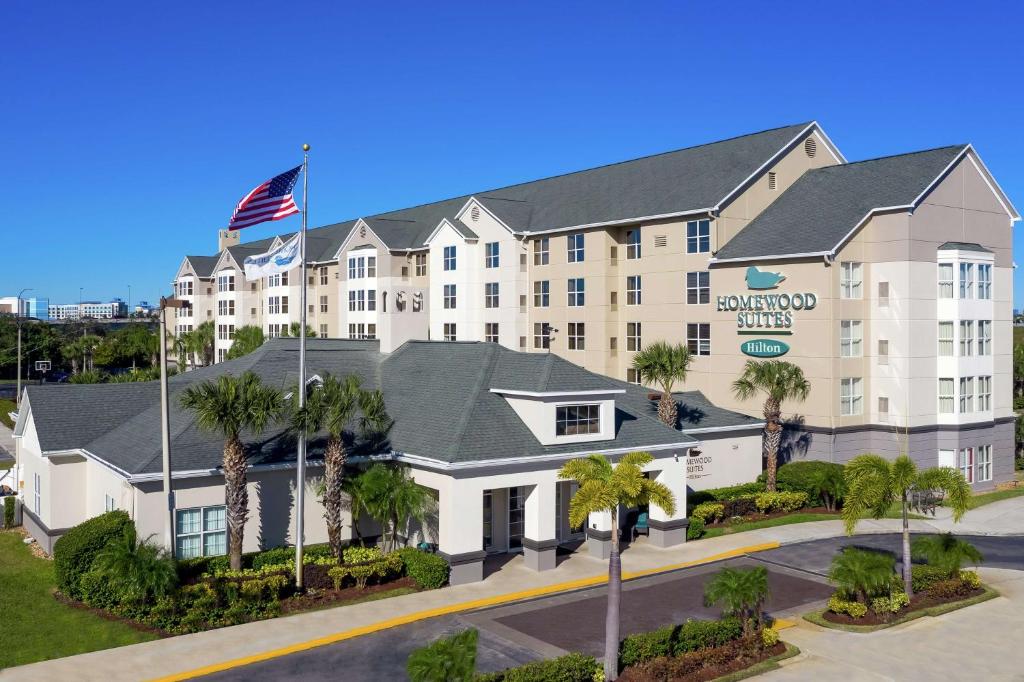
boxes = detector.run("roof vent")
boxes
[654,235,668,248]
[768,172,777,191]
[470,205,480,222]
[359,225,366,238]
[804,138,817,158]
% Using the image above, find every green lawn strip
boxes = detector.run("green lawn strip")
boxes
[699,507,926,540]
[0,531,156,669]
[803,585,999,633]
[947,488,1024,510]
[0,398,15,429]
[711,643,801,682]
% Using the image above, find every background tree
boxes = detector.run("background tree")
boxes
[360,463,434,553]
[558,452,675,681]
[406,628,478,682]
[828,547,895,603]
[226,325,265,360]
[703,566,770,636]
[631,341,691,427]
[91,525,177,602]
[180,372,284,569]
[293,374,389,559]
[184,321,216,367]
[282,322,317,338]
[842,454,971,596]
[731,360,810,492]
[911,533,983,578]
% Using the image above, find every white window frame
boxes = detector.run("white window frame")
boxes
[626,229,641,260]
[485,242,500,268]
[978,320,992,356]
[484,322,499,343]
[938,321,954,356]
[485,282,499,309]
[840,377,863,416]
[958,447,975,483]
[959,320,974,357]
[959,262,974,299]
[938,262,954,298]
[443,284,456,309]
[568,322,585,350]
[443,322,456,341]
[567,233,585,263]
[533,280,549,308]
[686,323,710,356]
[840,262,863,299]
[33,472,41,515]
[626,275,642,306]
[686,219,710,254]
[533,323,550,350]
[840,320,862,357]
[959,376,974,413]
[938,378,955,414]
[104,494,117,512]
[568,278,585,307]
[176,505,226,559]
[443,245,457,271]
[686,271,710,305]
[976,445,992,482]
[533,238,549,266]
[627,322,641,352]
[977,375,992,412]
[555,404,600,436]
[977,263,992,299]
[415,253,427,276]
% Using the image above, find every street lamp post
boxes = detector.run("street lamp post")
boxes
[159,295,189,553]
[15,288,32,408]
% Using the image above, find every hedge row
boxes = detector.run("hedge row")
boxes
[53,510,133,598]
[618,617,743,667]
[475,653,600,681]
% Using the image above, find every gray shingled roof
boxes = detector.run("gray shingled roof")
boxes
[184,255,220,278]
[23,339,710,476]
[714,146,967,261]
[938,241,992,253]
[192,123,814,262]
[671,391,763,431]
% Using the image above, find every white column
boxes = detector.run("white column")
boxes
[587,509,613,559]
[523,479,557,571]
[412,472,485,584]
[648,452,689,547]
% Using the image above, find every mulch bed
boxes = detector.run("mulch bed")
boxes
[822,587,985,626]
[619,641,786,682]
[53,591,172,638]
[705,507,838,529]
[281,576,418,613]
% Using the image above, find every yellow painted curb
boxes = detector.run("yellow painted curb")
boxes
[150,540,782,681]
[773,618,796,631]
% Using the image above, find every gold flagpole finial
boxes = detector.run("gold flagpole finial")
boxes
[302,143,310,152]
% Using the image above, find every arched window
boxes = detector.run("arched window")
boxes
[382,291,387,313]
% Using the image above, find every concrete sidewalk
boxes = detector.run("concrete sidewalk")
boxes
[5,499,1023,682]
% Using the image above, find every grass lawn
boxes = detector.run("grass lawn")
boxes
[0,398,15,429]
[0,531,155,669]
[949,487,1024,510]
[700,504,924,540]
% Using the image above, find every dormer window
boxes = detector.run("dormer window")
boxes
[556,404,600,436]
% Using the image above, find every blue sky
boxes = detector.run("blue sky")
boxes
[3,1,1023,307]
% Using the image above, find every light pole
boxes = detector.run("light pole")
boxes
[159,295,189,553]
[15,288,32,408]
[128,285,132,318]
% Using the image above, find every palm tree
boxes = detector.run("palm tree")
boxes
[842,454,971,596]
[631,341,692,427]
[558,452,676,681]
[406,628,478,682]
[180,372,284,569]
[293,374,390,559]
[283,322,317,338]
[731,360,810,492]
[61,338,83,375]
[91,525,178,602]
[226,325,265,360]
[911,533,983,578]
[187,321,215,366]
[828,547,895,603]
[361,463,434,553]
[171,332,189,370]
[703,566,770,636]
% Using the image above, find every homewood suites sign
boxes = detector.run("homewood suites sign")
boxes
[719,267,817,356]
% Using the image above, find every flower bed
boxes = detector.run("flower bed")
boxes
[618,638,789,682]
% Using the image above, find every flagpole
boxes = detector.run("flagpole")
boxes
[295,144,310,589]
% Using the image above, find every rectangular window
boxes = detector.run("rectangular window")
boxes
[267,297,280,315]
[626,368,640,384]
[218,300,235,316]
[626,229,641,260]
[443,245,456,271]
[627,322,641,352]
[977,376,992,411]
[840,320,863,357]
[568,278,585,307]
[686,272,710,304]
[568,322,585,350]
[443,284,456,309]
[840,262,863,299]
[567,233,585,263]
[217,274,235,292]
[958,447,975,483]
[840,377,863,416]
[33,472,41,515]
[367,289,376,312]
[319,295,328,313]
[485,282,499,309]
[176,506,226,559]
[367,256,376,278]
[347,291,356,312]
[366,323,376,339]
[938,321,954,356]
[959,320,974,357]
[626,275,642,306]
[878,339,889,365]
[959,262,974,299]
[348,323,365,339]
[533,238,549,266]
[686,219,710,254]
[976,445,992,482]
[938,262,954,298]
[686,323,710,356]
[878,397,889,416]
[556,404,600,436]
[939,378,955,413]
[959,376,975,413]
[485,242,500,268]
[104,494,116,512]
[319,267,329,285]
[533,323,551,350]
[443,323,456,341]
[319,323,328,337]
[415,253,428,277]
[978,320,992,355]
[533,280,549,307]
[977,264,992,299]
[878,281,890,306]
[485,322,499,343]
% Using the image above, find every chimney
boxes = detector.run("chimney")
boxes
[218,229,240,251]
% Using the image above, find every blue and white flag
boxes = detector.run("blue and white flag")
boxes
[243,234,301,281]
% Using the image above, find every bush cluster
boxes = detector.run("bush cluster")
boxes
[475,652,601,682]
[753,491,809,514]
[397,547,450,589]
[3,496,14,528]
[959,570,981,590]
[407,629,478,682]
[685,517,705,541]
[760,461,846,507]
[827,594,868,619]
[620,635,763,681]
[760,627,779,647]
[328,552,403,590]
[690,502,724,524]
[688,482,766,506]
[927,577,974,600]
[53,510,133,598]
[870,592,909,614]
[618,618,743,667]
[690,490,809,526]
[910,564,949,593]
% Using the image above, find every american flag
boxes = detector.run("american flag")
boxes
[228,165,302,231]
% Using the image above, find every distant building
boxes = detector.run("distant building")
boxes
[134,301,156,316]
[0,296,49,320]
[48,299,128,320]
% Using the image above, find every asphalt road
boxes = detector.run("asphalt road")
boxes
[203,534,1024,682]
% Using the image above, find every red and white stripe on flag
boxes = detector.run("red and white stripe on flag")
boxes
[228,165,301,231]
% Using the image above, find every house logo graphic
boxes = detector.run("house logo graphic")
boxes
[745,266,786,290]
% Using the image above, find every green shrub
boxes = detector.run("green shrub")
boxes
[719,496,759,518]
[911,564,949,592]
[761,626,779,647]
[959,570,981,590]
[343,545,385,564]
[928,578,973,600]
[3,496,14,528]
[78,568,124,610]
[870,591,909,615]
[475,652,600,682]
[619,626,673,667]
[689,482,766,505]
[251,547,294,569]
[398,548,449,589]
[686,517,705,541]
[753,491,809,514]
[671,617,743,654]
[690,502,724,524]
[327,552,402,590]
[91,525,178,603]
[761,461,846,508]
[407,628,478,682]
[53,510,133,598]
[827,594,868,618]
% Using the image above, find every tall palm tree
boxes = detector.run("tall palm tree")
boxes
[188,321,215,366]
[828,546,895,604]
[293,374,390,559]
[842,454,971,596]
[360,463,434,553]
[283,322,317,338]
[631,341,692,427]
[558,452,676,681]
[61,338,83,375]
[703,566,770,636]
[180,372,284,570]
[911,533,983,578]
[226,325,266,360]
[731,360,810,492]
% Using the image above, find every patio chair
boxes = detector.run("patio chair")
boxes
[632,511,649,541]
